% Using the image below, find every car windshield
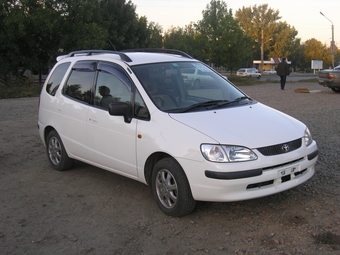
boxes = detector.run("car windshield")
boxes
[131,61,255,113]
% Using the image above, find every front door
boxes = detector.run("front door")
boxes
[86,62,138,177]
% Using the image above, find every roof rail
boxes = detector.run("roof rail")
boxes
[64,50,132,62]
[121,48,193,59]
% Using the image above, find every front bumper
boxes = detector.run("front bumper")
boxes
[179,142,318,202]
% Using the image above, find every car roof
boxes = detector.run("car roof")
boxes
[124,52,196,65]
[56,49,199,66]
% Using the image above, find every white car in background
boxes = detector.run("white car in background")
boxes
[236,68,261,79]
[263,69,277,74]
[180,67,217,89]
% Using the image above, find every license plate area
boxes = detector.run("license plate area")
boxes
[278,165,299,183]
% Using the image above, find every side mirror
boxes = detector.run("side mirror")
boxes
[108,102,132,123]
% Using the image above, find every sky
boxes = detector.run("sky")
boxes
[132,0,340,46]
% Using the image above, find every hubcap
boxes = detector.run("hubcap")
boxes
[48,137,62,165]
[155,169,178,209]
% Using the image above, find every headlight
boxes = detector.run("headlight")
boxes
[201,144,257,162]
[304,128,313,147]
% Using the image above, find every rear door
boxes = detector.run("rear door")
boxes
[58,61,97,160]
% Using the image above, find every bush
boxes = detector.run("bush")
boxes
[228,75,267,86]
[0,78,42,99]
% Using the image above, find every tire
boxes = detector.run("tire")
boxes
[331,87,340,93]
[46,130,74,171]
[152,158,196,217]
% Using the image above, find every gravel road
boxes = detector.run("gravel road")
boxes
[1,82,340,255]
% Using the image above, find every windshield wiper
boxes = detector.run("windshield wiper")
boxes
[174,97,253,113]
[232,96,253,103]
[209,96,253,109]
[180,100,229,113]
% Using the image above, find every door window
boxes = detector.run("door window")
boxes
[63,61,97,103]
[94,62,132,110]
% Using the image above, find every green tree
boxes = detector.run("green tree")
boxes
[322,42,339,68]
[137,19,163,48]
[270,21,300,59]
[235,4,280,61]
[335,45,340,67]
[289,43,304,71]
[235,4,300,68]
[0,0,25,84]
[303,38,331,69]
[0,0,162,87]
[98,0,155,50]
[0,0,62,85]
[196,0,252,72]
[163,23,203,59]
[58,0,108,52]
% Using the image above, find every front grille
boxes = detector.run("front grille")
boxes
[257,138,302,156]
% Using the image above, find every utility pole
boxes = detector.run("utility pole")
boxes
[320,12,335,68]
[260,30,264,73]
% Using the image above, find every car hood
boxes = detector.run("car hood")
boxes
[169,103,305,148]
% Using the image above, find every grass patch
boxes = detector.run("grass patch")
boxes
[0,78,42,99]
[228,75,318,86]
[295,78,318,83]
[228,75,271,86]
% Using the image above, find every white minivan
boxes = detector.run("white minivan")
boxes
[38,49,318,216]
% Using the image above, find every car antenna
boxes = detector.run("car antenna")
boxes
[108,39,117,51]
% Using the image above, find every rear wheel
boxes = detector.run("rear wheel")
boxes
[331,87,340,93]
[152,158,196,217]
[46,130,74,171]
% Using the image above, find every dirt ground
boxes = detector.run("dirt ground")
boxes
[1,82,340,255]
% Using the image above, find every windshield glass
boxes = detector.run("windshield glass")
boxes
[131,61,254,112]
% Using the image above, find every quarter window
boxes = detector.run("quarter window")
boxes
[46,62,70,96]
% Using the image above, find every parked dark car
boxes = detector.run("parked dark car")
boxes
[318,65,340,93]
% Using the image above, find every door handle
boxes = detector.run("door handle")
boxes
[88,117,97,123]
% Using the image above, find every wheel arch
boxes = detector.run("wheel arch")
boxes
[44,125,57,144]
[331,87,340,93]
[144,152,176,186]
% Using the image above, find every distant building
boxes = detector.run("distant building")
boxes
[253,58,291,71]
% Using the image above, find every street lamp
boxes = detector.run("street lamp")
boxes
[320,12,335,68]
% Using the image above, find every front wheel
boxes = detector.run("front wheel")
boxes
[46,130,74,171]
[152,158,196,217]
[331,87,340,93]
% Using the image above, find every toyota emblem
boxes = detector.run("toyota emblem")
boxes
[282,144,290,153]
